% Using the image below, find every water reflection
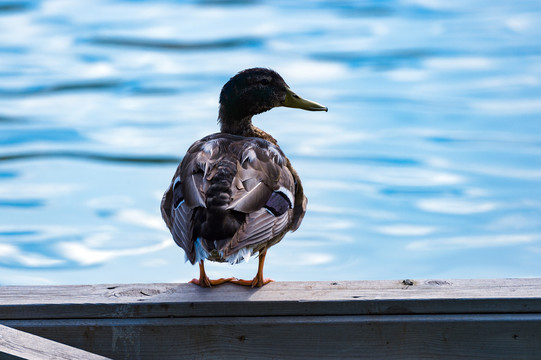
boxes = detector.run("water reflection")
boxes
[87,36,263,51]
[0,2,32,13]
[0,0,540,284]
[0,150,179,164]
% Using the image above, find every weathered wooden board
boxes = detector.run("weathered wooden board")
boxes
[1,278,540,319]
[2,314,541,359]
[0,279,540,359]
[0,324,110,360]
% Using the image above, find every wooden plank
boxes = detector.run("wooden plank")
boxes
[0,324,110,360]
[0,279,539,359]
[3,278,541,304]
[0,279,540,320]
[3,314,541,360]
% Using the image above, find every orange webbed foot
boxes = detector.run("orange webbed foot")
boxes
[190,260,234,287]
[230,277,274,288]
[189,276,234,288]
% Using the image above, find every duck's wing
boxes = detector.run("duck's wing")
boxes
[161,135,217,262]
[160,166,197,261]
[286,158,307,232]
[217,136,307,259]
[161,133,307,264]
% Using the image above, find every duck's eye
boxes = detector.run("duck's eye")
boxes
[259,79,270,86]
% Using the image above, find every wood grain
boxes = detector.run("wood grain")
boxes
[3,314,541,359]
[0,278,540,319]
[0,324,110,360]
[0,279,540,359]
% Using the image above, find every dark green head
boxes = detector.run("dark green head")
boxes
[218,68,327,131]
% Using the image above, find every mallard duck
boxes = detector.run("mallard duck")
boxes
[161,68,327,287]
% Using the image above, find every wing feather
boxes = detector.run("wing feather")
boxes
[171,201,195,262]
[227,181,272,213]
[221,209,290,257]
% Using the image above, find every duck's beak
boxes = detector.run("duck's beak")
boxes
[282,87,328,112]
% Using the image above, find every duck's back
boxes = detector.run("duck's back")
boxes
[161,133,307,265]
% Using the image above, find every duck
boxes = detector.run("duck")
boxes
[161,68,327,287]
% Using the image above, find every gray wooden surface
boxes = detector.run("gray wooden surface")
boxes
[0,324,110,360]
[1,279,540,359]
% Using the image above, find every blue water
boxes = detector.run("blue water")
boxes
[1,0,541,285]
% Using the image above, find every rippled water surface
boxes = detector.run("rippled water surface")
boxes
[1,0,541,285]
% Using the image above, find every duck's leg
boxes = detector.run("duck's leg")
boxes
[230,249,274,288]
[189,260,233,287]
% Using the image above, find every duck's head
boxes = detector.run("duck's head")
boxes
[218,68,327,135]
